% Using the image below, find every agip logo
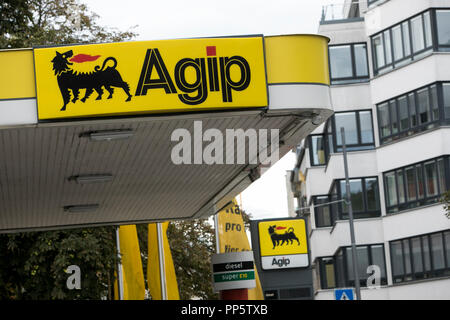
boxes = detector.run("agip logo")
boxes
[272,256,291,267]
[135,46,251,105]
[267,225,300,249]
[50,50,132,111]
[258,219,309,270]
[34,37,267,120]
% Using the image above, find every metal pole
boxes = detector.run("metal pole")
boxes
[214,213,220,253]
[296,199,346,212]
[340,127,361,300]
[157,222,167,300]
[115,227,124,300]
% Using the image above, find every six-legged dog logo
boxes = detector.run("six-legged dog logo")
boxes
[268,225,300,249]
[51,50,133,111]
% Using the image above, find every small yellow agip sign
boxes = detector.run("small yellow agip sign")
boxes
[33,36,268,120]
[258,218,309,270]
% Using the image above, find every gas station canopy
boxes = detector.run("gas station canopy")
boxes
[0,34,332,233]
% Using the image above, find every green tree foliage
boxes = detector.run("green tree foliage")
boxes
[0,227,119,299]
[167,210,252,299]
[167,220,219,300]
[0,0,137,48]
[0,0,32,45]
[0,0,227,300]
[136,220,219,300]
[0,0,136,300]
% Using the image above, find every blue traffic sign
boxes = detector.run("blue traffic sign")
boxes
[334,288,355,300]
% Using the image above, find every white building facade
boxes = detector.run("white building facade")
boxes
[291,0,450,299]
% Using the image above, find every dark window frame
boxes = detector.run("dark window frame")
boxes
[332,110,376,152]
[317,244,388,289]
[306,110,375,168]
[390,230,450,284]
[383,156,450,214]
[308,134,327,167]
[321,176,382,226]
[317,256,337,289]
[332,176,381,220]
[312,194,335,228]
[435,9,450,50]
[371,8,450,76]
[312,176,382,229]
[329,42,370,84]
[307,110,376,170]
[324,117,334,163]
[368,0,390,8]
[376,81,450,145]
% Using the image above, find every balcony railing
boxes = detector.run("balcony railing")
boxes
[320,1,362,24]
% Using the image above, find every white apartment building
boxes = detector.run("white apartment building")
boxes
[290,0,450,299]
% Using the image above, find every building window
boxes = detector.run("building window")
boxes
[318,257,336,289]
[372,33,386,72]
[329,45,352,79]
[313,195,334,228]
[313,177,381,230]
[333,110,375,152]
[325,117,334,159]
[436,10,450,49]
[337,177,381,219]
[368,0,377,6]
[354,44,369,77]
[318,244,387,289]
[308,135,326,166]
[390,230,450,284]
[411,14,426,53]
[306,111,375,168]
[306,122,334,168]
[377,82,450,145]
[371,9,450,75]
[444,83,450,119]
[368,0,390,8]
[340,179,364,216]
[384,156,449,214]
[329,43,369,84]
[312,177,381,229]
[335,112,358,145]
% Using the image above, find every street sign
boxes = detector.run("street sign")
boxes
[257,218,309,270]
[334,288,355,300]
[211,251,256,292]
[250,218,314,300]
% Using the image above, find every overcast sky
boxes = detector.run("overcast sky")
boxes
[83,0,343,220]
[85,0,343,40]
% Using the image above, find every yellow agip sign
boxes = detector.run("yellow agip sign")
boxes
[258,218,309,270]
[33,37,268,120]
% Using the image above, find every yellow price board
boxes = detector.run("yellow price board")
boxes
[258,218,309,270]
[33,37,268,120]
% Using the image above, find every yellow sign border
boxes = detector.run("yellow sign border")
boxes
[257,218,309,258]
[33,35,269,121]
